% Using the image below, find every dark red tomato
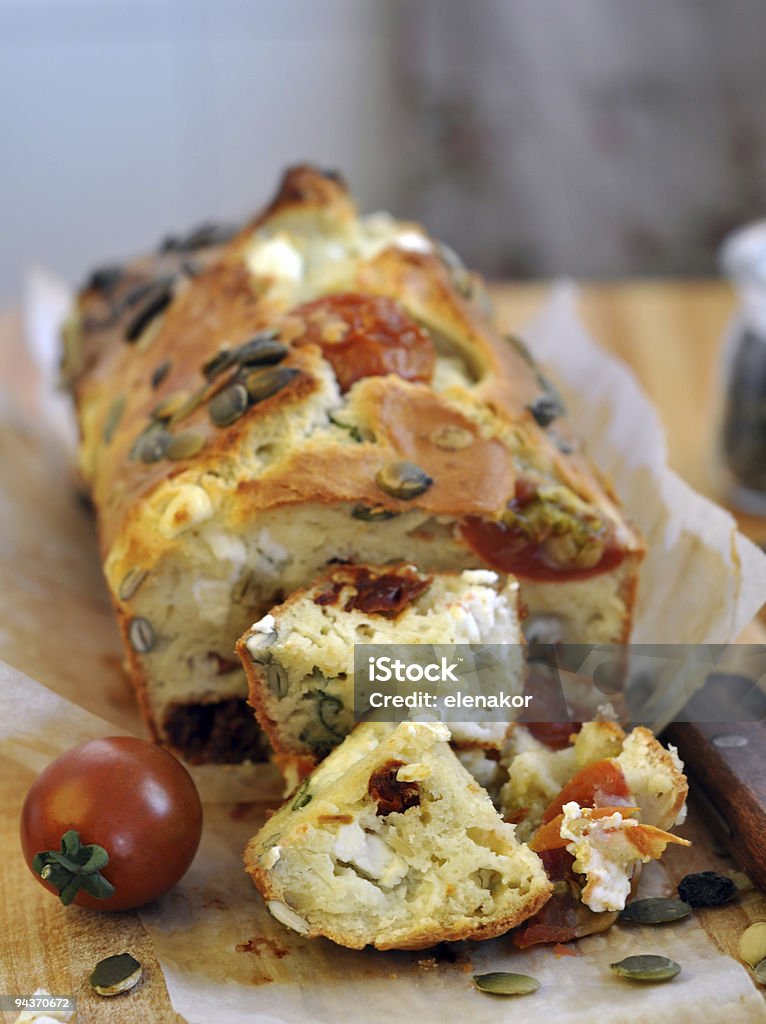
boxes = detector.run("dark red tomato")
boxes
[525,722,582,751]
[460,516,625,581]
[289,292,435,392]
[540,759,632,825]
[20,736,202,911]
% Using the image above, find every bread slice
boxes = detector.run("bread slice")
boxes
[237,565,523,765]
[244,720,551,949]
[64,164,644,764]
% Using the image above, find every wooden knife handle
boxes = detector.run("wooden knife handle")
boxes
[663,721,766,891]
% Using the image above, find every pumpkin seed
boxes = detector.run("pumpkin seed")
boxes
[429,424,474,451]
[375,461,433,500]
[235,331,286,366]
[151,359,172,389]
[85,264,123,295]
[102,393,126,444]
[754,959,766,985]
[124,281,174,342]
[118,568,147,602]
[166,429,206,460]
[473,972,539,996]
[267,663,288,698]
[739,922,766,967]
[202,348,236,380]
[151,389,191,421]
[351,503,400,522]
[291,778,312,811]
[619,898,691,925]
[243,366,299,404]
[527,392,563,428]
[209,383,249,426]
[329,413,362,442]
[90,952,142,997]
[610,955,680,983]
[161,221,238,253]
[678,871,737,908]
[128,616,155,654]
[167,385,207,424]
[134,427,171,463]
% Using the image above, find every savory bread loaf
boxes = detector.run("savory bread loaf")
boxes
[243,720,552,949]
[62,164,644,764]
[237,565,523,765]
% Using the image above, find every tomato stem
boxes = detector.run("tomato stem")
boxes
[32,829,115,905]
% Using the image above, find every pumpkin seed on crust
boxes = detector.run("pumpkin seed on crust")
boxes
[209,383,249,427]
[102,393,126,444]
[166,429,206,460]
[243,366,299,404]
[375,461,433,500]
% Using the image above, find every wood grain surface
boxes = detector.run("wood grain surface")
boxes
[1,281,765,1022]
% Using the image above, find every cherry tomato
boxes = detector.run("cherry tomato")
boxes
[289,292,435,392]
[20,736,202,911]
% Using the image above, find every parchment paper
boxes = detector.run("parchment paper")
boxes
[2,277,766,1022]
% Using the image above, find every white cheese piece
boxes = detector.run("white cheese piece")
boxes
[559,801,639,913]
[333,823,408,888]
[246,234,305,282]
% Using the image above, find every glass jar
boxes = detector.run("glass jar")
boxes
[718,221,766,515]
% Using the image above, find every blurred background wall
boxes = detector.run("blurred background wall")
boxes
[2,0,766,302]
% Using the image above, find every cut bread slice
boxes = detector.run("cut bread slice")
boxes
[243,720,552,950]
[237,565,524,765]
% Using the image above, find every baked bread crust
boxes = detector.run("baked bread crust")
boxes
[64,165,645,762]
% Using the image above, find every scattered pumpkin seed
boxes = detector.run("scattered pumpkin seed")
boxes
[118,568,147,602]
[473,972,539,997]
[124,281,174,342]
[128,616,155,654]
[351,503,399,522]
[151,359,172,389]
[619,898,691,925]
[429,424,474,451]
[166,429,206,460]
[678,871,737,908]
[610,955,680,983]
[151,389,191,421]
[754,959,766,985]
[267,663,288,698]
[243,366,299,404]
[375,461,433,500]
[202,348,236,380]
[209,383,249,427]
[235,331,286,366]
[739,922,766,967]
[134,427,171,463]
[90,953,142,997]
[102,393,126,444]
